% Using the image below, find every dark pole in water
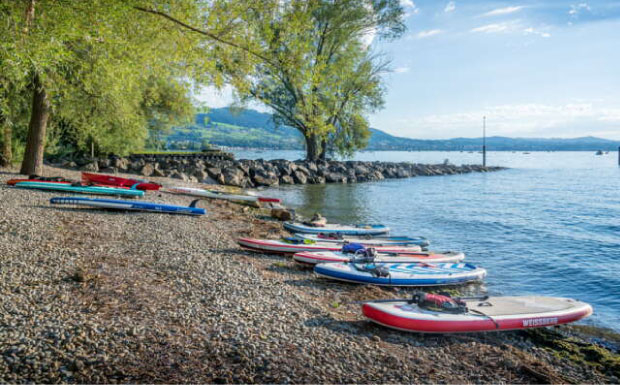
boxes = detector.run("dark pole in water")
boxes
[482,116,487,167]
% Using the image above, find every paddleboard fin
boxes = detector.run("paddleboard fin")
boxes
[189,199,201,208]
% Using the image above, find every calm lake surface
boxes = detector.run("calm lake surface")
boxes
[233,149,620,331]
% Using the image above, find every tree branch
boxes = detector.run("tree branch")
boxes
[133,6,276,67]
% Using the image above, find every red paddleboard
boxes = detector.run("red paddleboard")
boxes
[82,172,161,191]
[6,179,127,188]
[362,296,592,333]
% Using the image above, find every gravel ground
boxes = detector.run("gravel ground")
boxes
[0,165,617,383]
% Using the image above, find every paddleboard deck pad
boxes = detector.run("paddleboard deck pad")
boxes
[314,262,485,286]
[15,182,143,197]
[362,296,593,333]
[293,250,464,264]
[238,238,423,255]
[284,221,389,235]
[50,197,205,215]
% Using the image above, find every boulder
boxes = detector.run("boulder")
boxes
[252,171,279,187]
[169,170,189,181]
[308,175,326,184]
[206,167,222,179]
[97,158,111,169]
[222,167,247,187]
[276,161,293,175]
[292,170,308,184]
[80,161,99,172]
[140,163,155,177]
[354,165,369,175]
[271,208,294,221]
[279,175,295,185]
[193,169,209,182]
[152,167,166,177]
[113,157,129,171]
[325,172,347,183]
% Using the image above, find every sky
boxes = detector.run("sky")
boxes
[198,0,620,140]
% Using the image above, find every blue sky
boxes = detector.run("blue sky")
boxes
[198,0,620,140]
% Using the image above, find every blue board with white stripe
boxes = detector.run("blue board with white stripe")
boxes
[314,262,486,286]
[50,197,206,215]
[284,221,389,235]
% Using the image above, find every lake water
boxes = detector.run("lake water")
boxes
[233,150,620,332]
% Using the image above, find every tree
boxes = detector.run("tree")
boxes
[241,0,405,160]
[132,0,405,160]
[0,0,255,174]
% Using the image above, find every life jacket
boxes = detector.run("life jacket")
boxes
[411,292,468,314]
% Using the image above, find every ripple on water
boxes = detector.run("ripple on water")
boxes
[266,153,620,331]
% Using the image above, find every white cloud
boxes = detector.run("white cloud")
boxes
[569,3,591,16]
[482,6,524,17]
[415,29,443,39]
[400,0,419,17]
[524,27,551,38]
[379,102,620,139]
[393,66,410,73]
[444,1,456,13]
[471,22,513,33]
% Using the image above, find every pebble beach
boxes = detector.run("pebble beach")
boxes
[1,165,618,383]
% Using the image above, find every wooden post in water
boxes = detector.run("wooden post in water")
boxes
[482,116,487,167]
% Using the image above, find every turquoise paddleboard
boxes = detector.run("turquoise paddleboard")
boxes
[14,181,144,197]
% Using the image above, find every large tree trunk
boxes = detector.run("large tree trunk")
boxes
[20,73,50,175]
[319,138,327,160]
[1,113,10,166]
[304,133,320,161]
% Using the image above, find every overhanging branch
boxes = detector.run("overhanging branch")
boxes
[133,6,276,67]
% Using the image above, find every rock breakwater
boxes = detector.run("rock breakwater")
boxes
[54,156,506,187]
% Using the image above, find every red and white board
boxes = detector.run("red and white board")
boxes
[238,237,423,255]
[293,250,465,265]
[362,296,593,333]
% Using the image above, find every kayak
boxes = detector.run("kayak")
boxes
[238,237,422,254]
[284,221,390,236]
[296,233,429,247]
[50,197,206,215]
[82,172,161,191]
[166,186,281,203]
[294,250,464,264]
[362,296,593,333]
[314,262,485,286]
[15,181,144,197]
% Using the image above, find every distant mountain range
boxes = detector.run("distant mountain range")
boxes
[161,108,620,151]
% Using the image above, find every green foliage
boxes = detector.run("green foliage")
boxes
[235,0,405,159]
[0,0,257,162]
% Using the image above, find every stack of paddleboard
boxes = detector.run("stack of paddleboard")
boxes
[7,173,208,215]
[239,218,593,333]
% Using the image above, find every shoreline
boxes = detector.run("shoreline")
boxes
[1,165,618,383]
[45,156,506,188]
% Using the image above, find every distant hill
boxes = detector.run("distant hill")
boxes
[160,108,620,151]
